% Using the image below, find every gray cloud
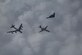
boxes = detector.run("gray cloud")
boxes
[0,0,82,55]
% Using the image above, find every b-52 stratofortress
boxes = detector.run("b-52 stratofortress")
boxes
[39,25,50,32]
[7,24,23,34]
[47,12,55,19]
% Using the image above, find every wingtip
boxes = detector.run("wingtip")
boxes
[39,25,41,28]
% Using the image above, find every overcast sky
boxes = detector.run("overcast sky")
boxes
[0,0,82,55]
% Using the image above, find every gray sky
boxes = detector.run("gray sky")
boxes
[0,0,82,55]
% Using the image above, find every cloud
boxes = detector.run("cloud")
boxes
[0,0,82,55]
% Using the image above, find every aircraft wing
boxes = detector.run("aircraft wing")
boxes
[45,30,50,32]
[45,26,48,29]
[7,31,14,34]
[7,30,17,34]
[19,24,23,29]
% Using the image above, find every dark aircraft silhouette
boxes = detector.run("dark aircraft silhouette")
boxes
[7,24,23,34]
[47,12,55,19]
[39,25,50,32]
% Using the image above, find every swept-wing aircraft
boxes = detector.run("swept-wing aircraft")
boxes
[7,24,23,34]
[39,25,50,32]
[47,12,55,19]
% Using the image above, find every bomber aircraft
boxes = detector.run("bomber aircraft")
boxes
[7,24,23,34]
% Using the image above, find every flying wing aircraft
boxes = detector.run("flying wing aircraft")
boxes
[39,25,50,32]
[47,12,55,19]
[7,24,23,34]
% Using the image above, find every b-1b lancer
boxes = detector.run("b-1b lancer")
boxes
[47,12,55,19]
[7,24,23,34]
[39,25,50,32]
